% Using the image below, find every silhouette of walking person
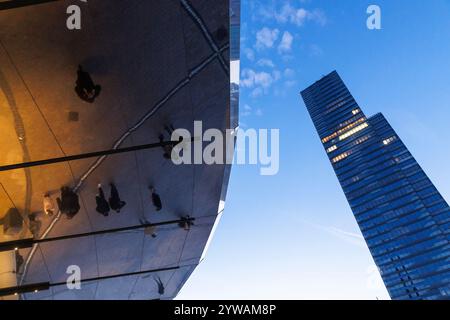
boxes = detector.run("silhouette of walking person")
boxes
[178,215,194,230]
[96,184,110,216]
[75,65,101,103]
[57,186,80,219]
[28,212,41,238]
[159,124,176,160]
[164,124,175,136]
[159,134,173,160]
[153,276,165,295]
[109,183,126,213]
[149,186,162,211]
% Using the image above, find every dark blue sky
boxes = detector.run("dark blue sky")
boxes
[179,0,450,299]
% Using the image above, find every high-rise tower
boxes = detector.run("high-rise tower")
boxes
[301,71,450,300]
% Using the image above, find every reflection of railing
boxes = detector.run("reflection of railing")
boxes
[0,139,184,172]
[0,265,183,297]
[0,0,60,11]
[0,217,195,252]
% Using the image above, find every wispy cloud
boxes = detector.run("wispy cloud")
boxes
[284,68,295,78]
[272,69,281,81]
[275,4,309,25]
[309,44,324,57]
[255,27,280,49]
[241,69,275,89]
[240,104,264,117]
[257,58,276,68]
[259,3,327,27]
[241,104,252,117]
[241,67,283,97]
[306,9,327,26]
[284,80,297,88]
[244,48,255,61]
[298,219,367,248]
[251,87,264,98]
[278,31,294,53]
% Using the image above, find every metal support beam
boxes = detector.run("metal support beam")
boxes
[0,138,184,172]
[0,217,195,252]
[0,0,60,11]
[0,282,50,297]
[52,265,181,287]
[0,265,182,297]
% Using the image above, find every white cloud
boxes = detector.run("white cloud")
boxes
[241,68,284,98]
[241,104,263,117]
[244,48,255,61]
[308,9,327,26]
[251,87,264,98]
[257,58,275,68]
[276,4,308,25]
[284,80,297,88]
[272,69,282,81]
[278,31,293,53]
[284,68,295,78]
[241,69,274,89]
[241,104,252,117]
[255,27,279,49]
[260,3,327,27]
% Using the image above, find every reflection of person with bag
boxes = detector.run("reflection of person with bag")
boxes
[95,184,110,217]
[74,65,101,103]
[56,186,81,219]
[149,186,162,211]
[28,212,41,238]
[109,183,126,213]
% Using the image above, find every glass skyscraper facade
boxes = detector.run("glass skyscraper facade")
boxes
[230,0,241,61]
[301,71,450,300]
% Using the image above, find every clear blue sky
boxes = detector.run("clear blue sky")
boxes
[178,0,450,299]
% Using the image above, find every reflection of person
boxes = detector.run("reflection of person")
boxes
[96,184,110,216]
[74,65,101,103]
[149,186,162,211]
[15,251,24,272]
[159,134,173,160]
[159,125,176,160]
[179,215,194,231]
[164,125,175,136]
[28,212,42,238]
[56,186,80,219]
[154,276,165,295]
[140,218,157,238]
[43,193,55,216]
[109,183,126,213]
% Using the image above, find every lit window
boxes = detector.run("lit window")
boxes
[355,135,369,145]
[338,123,368,141]
[321,117,366,143]
[352,109,360,115]
[327,145,337,153]
[321,132,338,143]
[383,136,397,145]
[332,151,352,163]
